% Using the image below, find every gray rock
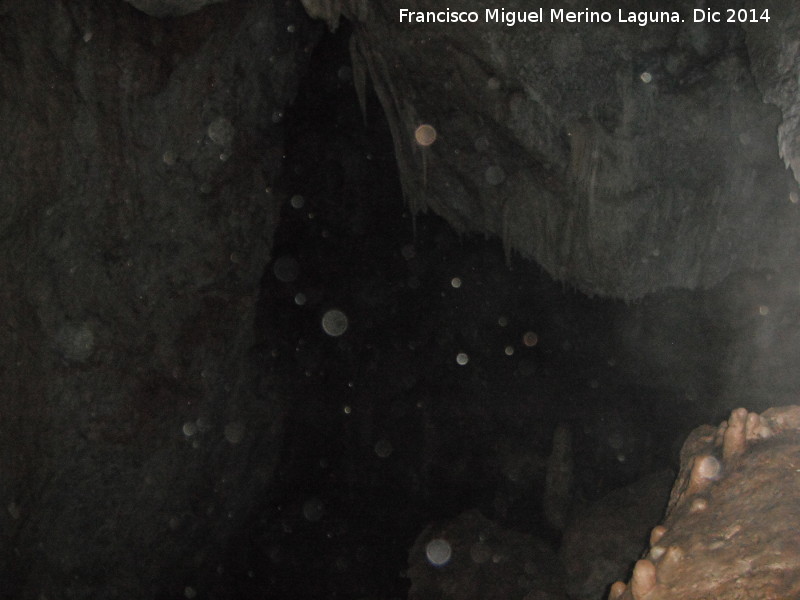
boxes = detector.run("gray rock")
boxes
[304,0,800,298]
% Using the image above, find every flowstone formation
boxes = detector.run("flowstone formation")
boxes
[609,406,800,600]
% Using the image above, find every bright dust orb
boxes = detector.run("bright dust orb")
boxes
[415,124,437,147]
[322,309,349,337]
[425,538,452,566]
[523,331,538,347]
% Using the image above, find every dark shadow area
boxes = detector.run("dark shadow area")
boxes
[208,24,725,600]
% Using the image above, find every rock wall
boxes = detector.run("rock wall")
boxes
[0,1,312,596]
[743,3,800,184]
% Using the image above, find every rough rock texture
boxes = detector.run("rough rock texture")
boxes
[610,406,800,600]
[743,3,800,184]
[408,406,800,600]
[304,0,800,298]
[0,0,315,596]
[560,469,674,600]
[408,509,567,600]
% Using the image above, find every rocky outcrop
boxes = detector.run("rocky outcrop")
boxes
[743,4,800,184]
[610,406,800,599]
[302,0,800,298]
[409,407,800,600]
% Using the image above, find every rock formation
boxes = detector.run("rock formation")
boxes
[610,406,800,600]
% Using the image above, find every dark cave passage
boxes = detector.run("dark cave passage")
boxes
[227,25,735,600]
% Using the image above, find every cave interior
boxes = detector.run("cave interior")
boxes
[3,1,800,599]
[247,21,774,600]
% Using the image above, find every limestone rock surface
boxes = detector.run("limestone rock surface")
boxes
[610,406,800,600]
